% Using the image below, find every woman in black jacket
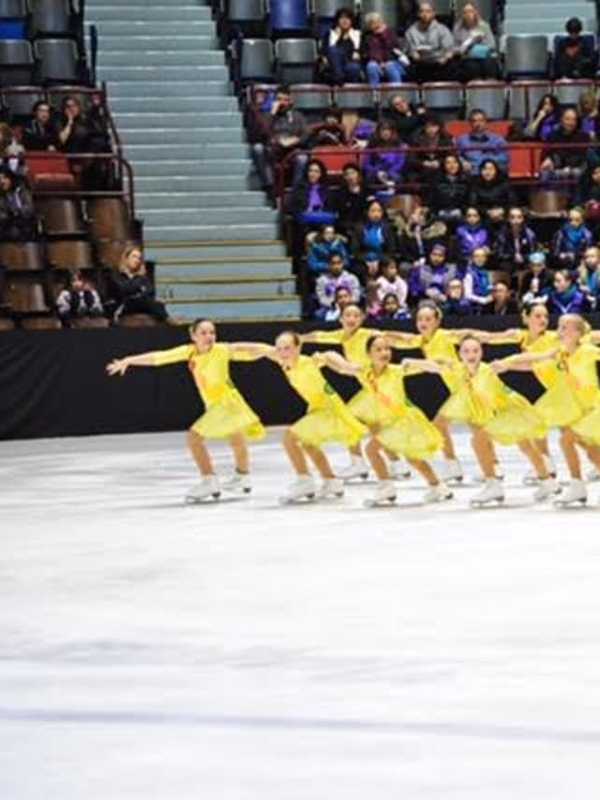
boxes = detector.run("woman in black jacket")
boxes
[426,153,470,224]
[110,245,168,322]
[468,158,516,224]
[408,115,454,179]
[333,162,369,236]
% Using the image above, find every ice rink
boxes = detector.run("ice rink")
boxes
[1,429,600,799]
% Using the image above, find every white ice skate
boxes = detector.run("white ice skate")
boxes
[221,472,252,494]
[524,457,557,485]
[279,475,317,505]
[443,459,464,485]
[317,478,345,500]
[339,459,369,483]
[532,478,560,503]
[554,479,587,508]
[423,482,453,504]
[586,466,600,482]
[185,475,221,504]
[390,459,412,480]
[364,480,397,508]
[470,479,505,508]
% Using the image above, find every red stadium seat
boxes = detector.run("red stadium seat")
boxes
[26,151,75,190]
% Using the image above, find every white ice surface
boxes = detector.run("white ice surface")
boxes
[1,429,600,799]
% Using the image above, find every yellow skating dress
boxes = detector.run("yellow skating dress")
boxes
[152,343,265,440]
[439,362,547,445]
[534,344,600,444]
[311,327,384,425]
[402,329,463,393]
[357,364,443,460]
[283,354,367,447]
[492,329,561,390]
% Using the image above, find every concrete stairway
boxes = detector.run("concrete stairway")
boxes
[85,0,300,321]
[503,0,596,36]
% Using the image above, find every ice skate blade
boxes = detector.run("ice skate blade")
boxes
[427,492,454,504]
[278,493,317,506]
[185,491,221,505]
[393,472,412,481]
[342,473,369,484]
[554,499,587,509]
[470,497,505,509]
[363,497,397,508]
[446,477,464,486]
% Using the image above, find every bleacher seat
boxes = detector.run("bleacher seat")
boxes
[26,151,75,190]
[21,315,61,329]
[1,85,44,120]
[311,146,359,173]
[421,82,464,118]
[333,84,376,111]
[0,39,34,86]
[290,83,332,111]
[47,240,94,271]
[5,276,49,313]
[87,198,131,242]
[30,0,75,37]
[225,0,266,35]
[34,38,80,83]
[379,83,420,110]
[314,0,349,36]
[509,142,542,180]
[529,188,568,218]
[508,80,552,120]
[553,79,595,107]
[118,313,159,328]
[0,317,16,330]
[240,38,274,82]
[275,38,316,84]
[37,198,87,236]
[270,0,310,36]
[0,0,28,40]
[0,241,44,272]
[360,0,399,32]
[504,35,549,79]
[465,81,506,120]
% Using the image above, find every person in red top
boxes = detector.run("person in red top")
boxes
[362,12,408,86]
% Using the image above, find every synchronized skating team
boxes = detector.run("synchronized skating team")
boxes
[106,301,600,508]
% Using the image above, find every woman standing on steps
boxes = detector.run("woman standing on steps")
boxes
[106,318,265,503]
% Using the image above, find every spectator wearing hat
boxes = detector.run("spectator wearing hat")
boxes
[520,251,554,305]
[555,17,596,79]
[408,243,456,304]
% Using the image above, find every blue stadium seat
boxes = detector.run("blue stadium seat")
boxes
[270,0,310,36]
[0,0,28,40]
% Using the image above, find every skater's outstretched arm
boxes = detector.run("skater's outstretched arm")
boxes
[588,330,600,345]
[491,350,558,374]
[312,350,361,376]
[106,350,172,376]
[298,330,341,345]
[227,342,274,361]
[385,331,420,347]
[401,357,446,375]
[446,328,523,345]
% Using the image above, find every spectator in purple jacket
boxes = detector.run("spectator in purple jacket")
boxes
[314,252,361,319]
[362,12,408,86]
[552,206,594,269]
[525,94,560,142]
[455,206,491,263]
[547,269,589,314]
[362,121,407,194]
[408,242,457,304]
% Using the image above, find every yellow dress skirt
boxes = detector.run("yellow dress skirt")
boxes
[571,403,600,446]
[192,385,265,441]
[439,364,547,445]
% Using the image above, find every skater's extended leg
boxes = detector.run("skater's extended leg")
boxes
[579,441,600,472]
[187,429,214,476]
[518,440,549,479]
[283,429,310,475]
[471,427,496,478]
[365,437,391,480]
[408,459,438,486]
[230,433,249,474]
[560,427,582,479]
[434,414,457,460]
[304,445,336,480]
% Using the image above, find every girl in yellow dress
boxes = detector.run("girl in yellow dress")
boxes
[493,314,600,507]
[300,303,412,481]
[314,334,453,506]
[390,301,503,484]
[106,318,265,503]
[406,334,556,506]
[240,331,367,503]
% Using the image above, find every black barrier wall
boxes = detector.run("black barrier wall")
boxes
[1,316,598,440]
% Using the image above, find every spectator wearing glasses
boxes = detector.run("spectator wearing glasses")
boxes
[23,101,59,151]
[405,2,456,83]
[323,7,362,85]
[362,12,408,87]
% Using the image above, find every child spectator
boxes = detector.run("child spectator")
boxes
[362,121,407,197]
[442,278,474,316]
[554,17,596,79]
[524,94,560,142]
[468,158,516,224]
[459,246,493,310]
[547,268,588,314]
[306,224,350,275]
[520,251,554,305]
[552,206,594,269]
[378,292,411,321]
[321,285,355,322]
[455,206,490,263]
[362,12,408,86]
[56,271,104,326]
[0,122,25,175]
[483,280,519,315]
[323,8,362,85]
[333,163,369,236]
[314,252,361,319]
[397,204,448,266]
[577,245,600,309]
[110,245,168,323]
[23,101,59,151]
[408,242,456,304]
[375,257,408,315]
[495,206,538,275]
[426,154,470,223]
[0,168,36,240]
[352,200,398,261]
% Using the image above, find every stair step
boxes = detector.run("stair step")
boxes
[135,175,255,192]
[145,224,281,242]
[126,143,249,160]
[111,96,238,112]
[107,81,230,98]
[87,20,215,35]
[137,191,266,210]
[132,159,251,177]
[90,34,218,52]
[98,65,229,81]
[121,127,245,145]
[506,2,592,16]
[113,112,241,128]
[86,0,211,13]
[147,241,288,260]
[155,260,292,279]
[140,208,278,226]
[158,278,297,300]
[503,20,595,35]
[164,297,301,322]
[99,50,225,67]
[88,6,213,21]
